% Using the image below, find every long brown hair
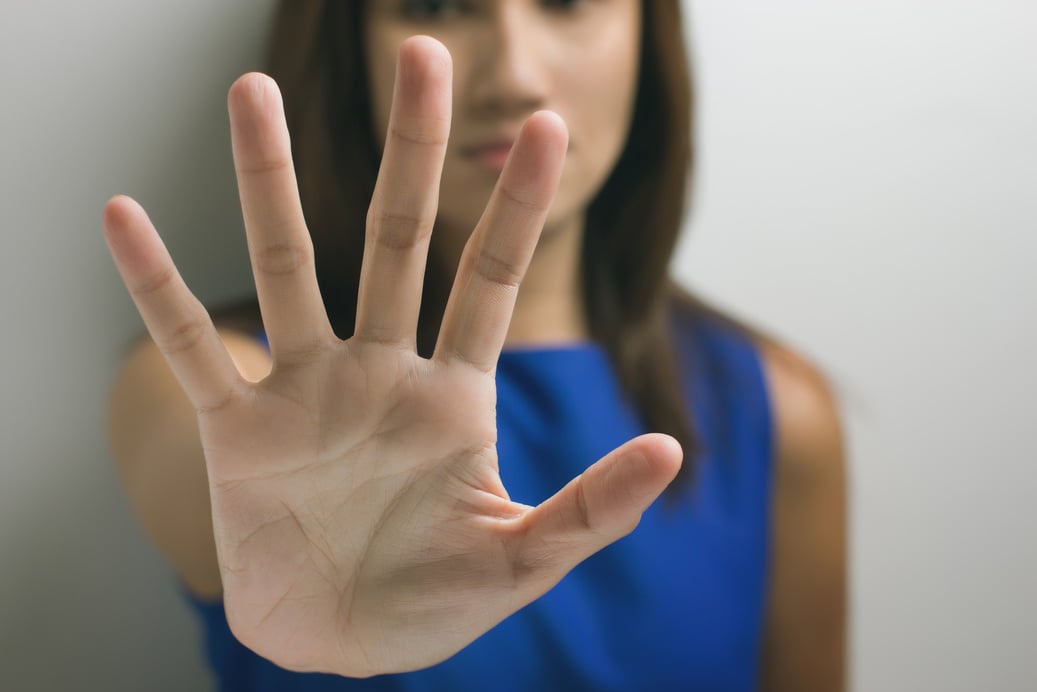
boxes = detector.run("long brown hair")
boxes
[216,0,750,490]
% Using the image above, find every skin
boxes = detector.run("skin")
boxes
[364,0,642,344]
[104,35,682,676]
[758,339,847,690]
[105,0,846,686]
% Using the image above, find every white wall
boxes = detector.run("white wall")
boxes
[679,3,1036,690]
[0,2,275,689]
[1,1,1033,690]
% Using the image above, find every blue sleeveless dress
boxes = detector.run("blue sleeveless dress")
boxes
[181,313,775,691]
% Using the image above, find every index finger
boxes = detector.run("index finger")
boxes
[229,73,334,362]
[434,111,568,371]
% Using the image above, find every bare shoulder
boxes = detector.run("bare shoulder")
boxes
[108,325,272,468]
[752,334,847,690]
[108,326,272,451]
[114,327,271,396]
[754,335,845,481]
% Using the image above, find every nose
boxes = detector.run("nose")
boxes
[467,5,549,116]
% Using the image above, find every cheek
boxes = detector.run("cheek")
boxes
[554,35,640,213]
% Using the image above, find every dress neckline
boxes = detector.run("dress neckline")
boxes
[499,340,606,358]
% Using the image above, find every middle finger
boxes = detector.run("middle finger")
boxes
[229,73,334,361]
[354,36,452,348]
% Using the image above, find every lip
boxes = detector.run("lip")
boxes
[462,138,517,174]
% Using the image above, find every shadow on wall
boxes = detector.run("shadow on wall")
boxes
[1,1,277,689]
[1,456,215,691]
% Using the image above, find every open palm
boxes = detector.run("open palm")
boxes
[103,37,682,677]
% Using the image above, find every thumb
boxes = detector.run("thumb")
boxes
[511,433,683,590]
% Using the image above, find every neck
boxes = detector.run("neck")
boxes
[504,213,589,346]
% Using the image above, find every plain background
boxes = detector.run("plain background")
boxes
[1,1,1034,690]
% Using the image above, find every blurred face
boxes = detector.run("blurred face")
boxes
[364,0,642,262]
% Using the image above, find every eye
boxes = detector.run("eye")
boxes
[399,0,470,20]
[541,0,587,11]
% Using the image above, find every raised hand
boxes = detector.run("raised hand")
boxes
[102,36,682,677]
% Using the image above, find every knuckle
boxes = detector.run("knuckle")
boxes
[196,387,239,416]
[256,241,311,276]
[441,345,494,374]
[455,351,493,374]
[499,183,543,213]
[473,248,524,288]
[389,121,448,148]
[236,156,292,177]
[353,327,412,350]
[157,318,211,356]
[369,209,432,251]
[132,267,176,297]
[276,336,332,367]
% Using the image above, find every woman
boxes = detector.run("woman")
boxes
[104,1,846,689]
